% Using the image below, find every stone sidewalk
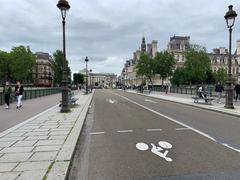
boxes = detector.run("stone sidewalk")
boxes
[126,90,240,118]
[0,91,94,180]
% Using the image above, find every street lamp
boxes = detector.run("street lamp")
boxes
[224,5,237,109]
[85,56,89,94]
[90,69,92,87]
[57,0,71,113]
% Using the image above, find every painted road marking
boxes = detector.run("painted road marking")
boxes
[146,129,162,132]
[117,130,133,133]
[89,132,105,135]
[106,99,118,104]
[145,99,157,103]
[136,141,173,162]
[176,127,190,131]
[112,92,240,153]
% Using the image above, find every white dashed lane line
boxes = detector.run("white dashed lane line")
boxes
[117,130,133,133]
[89,128,192,135]
[146,129,162,132]
[89,132,105,135]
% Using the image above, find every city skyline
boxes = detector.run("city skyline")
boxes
[0,0,240,75]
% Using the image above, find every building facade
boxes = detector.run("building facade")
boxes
[120,37,160,88]
[33,52,54,87]
[89,72,117,88]
[167,35,190,67]
[80,69,117,88]
[121,36,240,88]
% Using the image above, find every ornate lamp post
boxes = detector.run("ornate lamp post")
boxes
[224,5,237,109]
[57,0,70,112]
[90,69,92,87]
[85,57,89,94]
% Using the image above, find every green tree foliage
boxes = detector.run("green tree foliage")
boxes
[136,53,155,85]
[73,73,84,85]
[10,46,36,82]
[51,50,71,85]
[184,44,212,84]
[154,51,175,85]
[213,68,227,84]
[171,67,187,86]
[0,51,11,81]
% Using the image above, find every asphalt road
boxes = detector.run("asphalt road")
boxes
[69,89,240,180]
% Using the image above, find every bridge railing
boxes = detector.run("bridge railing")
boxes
[151,85,217,97]
[0,87,62,106]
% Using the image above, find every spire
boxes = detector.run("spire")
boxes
[141,37,146,53]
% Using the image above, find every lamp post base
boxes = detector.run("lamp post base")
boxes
[61,82,70,113]
[224,78,234,109]
[224,104,234,109]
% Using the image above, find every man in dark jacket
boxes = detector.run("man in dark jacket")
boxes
[215,82,224,103]
[3,81,12,109]
[234,82,240,101]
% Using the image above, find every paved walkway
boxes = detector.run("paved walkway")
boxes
[0,93,62,133]
[126,90,240,117]
[0,91,94,180]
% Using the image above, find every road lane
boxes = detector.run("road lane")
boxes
[69,89,240,180]
[114,90,240,151]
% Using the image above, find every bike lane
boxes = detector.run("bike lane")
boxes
[75,90,240,180]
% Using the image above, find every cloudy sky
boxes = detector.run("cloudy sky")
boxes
[0,0,240,75]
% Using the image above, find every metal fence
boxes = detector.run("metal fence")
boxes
[151,85,217,97]
[0,88,61,106]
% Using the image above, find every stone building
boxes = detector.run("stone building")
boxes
[33,52,54,87]
[167,35,190,67]
[88,72,117,88]
[120,37,160,88]
[79,68,117,88]
[209,47,239,82]
[121,35,240,88]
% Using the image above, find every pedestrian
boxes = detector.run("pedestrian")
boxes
[15,81,24,109]
[234,82,240,101]
[165,83,168,94]
[215,81,224,103]
[3,81,12,109]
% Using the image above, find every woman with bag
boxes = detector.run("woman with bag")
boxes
[15,81,24,109]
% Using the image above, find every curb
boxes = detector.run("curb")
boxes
[125,91,240,118]
[45,91,95,180]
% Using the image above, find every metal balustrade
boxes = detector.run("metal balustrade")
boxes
[150,85,217,97]
[0,88,61,106]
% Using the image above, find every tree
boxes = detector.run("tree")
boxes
[51,50,71,86]
[213,68,227,84]
[171,67,187,86]
[154,51,175,85]
[136,53,155,85]
[10,46,36,82]
[184,44,211,84]
[73,73,84,85]
[0,50,11,82]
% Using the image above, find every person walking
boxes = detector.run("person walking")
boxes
[215,81,224,104]
[3,81,12,109]
[15,81,24,109]
[234,82,240,101]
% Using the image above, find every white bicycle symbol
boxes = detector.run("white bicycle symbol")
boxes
[136,141,173,162]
